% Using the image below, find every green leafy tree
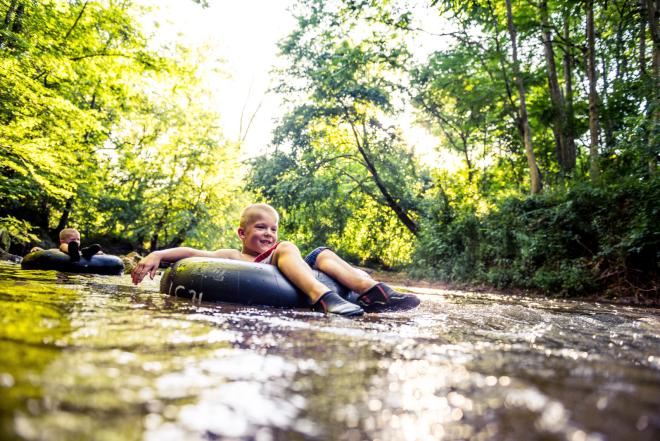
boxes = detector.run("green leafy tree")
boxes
[0,0,161,242]
[77,45,245,251]
[1,1,245,253]
[248,0,424,265]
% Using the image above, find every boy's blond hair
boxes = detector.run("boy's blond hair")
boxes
[59,228,79,242]
[239,204,279,228]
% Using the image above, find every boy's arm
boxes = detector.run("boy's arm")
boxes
[131,247,240,284]
[131,247,207,284]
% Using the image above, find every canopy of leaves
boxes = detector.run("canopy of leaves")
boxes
[1,0,244,253]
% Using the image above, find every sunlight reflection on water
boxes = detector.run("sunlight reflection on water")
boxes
[0,262,658,440]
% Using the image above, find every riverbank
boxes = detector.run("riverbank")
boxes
[368,268,660,308]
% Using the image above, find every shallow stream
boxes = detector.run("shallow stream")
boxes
[0,262,658,440]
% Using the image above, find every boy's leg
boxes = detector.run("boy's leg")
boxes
[65,241,80,262]
[312,249,376,293]
[272,242,363,316]
[81,244,102,260]
[313,249,421,312]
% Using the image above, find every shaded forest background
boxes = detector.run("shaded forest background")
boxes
[1,0,658,302]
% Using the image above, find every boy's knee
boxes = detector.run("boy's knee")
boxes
[308,248,343,270]
[314,248,335,263]
[320,248,335,257]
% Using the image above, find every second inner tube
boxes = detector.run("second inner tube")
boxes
[21,249,125,276]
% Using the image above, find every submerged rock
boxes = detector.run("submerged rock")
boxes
[121,251,143,274]
[0,247,22,263]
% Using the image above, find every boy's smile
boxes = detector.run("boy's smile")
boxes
[239,213,278,256]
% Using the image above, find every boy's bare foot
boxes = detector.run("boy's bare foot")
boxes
[312,291,364,316]
[81,244,102,260]
[357,283,421,312]
[67,241,80,262]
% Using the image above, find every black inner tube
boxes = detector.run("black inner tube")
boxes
[160,257,358,308]
[21,249,125,276]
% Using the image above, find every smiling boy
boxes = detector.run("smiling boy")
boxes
[131,203,417,316]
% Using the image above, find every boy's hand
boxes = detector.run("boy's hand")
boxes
[131,253,161,284]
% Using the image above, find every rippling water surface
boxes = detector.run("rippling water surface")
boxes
[0,262,658,441]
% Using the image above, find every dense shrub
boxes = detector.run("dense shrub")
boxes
[412,178,659,301]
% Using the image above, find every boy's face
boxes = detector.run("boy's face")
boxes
[61,232,81,245]
[238,211,278,256]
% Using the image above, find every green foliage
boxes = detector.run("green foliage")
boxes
[0,0,158,235]
[413,177,660,300]
[248,143,417,267]
[253,0,425,264]
[1,1,244,252]
[248,0,659,298]
[0,216,39,250]
[79,60,246,251]
[411,42,515,185]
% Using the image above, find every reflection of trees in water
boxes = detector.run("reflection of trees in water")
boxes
[0,266,78,429]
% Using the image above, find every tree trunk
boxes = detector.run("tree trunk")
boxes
[167,211,200,248]
[540,0,575,175]
[506,0,542,194]
[586,0,601,181]
[149,158,195,251]
[600,55,615,149]
[149,217,165,252]
[649,0,659,79]
[149,196,175,252]
[348,115,419,235]
[10,1,23,34]
[166,192,208,248]
[562,14,577,174]
[54,198,74,235]
[645,0,659,174]
[0,0,20,47]
[484,1,522,136]
[38,197,51,238]
[2,0,18,30]
[461,133,473,183]
[63,1,88,42]
[167,228,189,249]
[640,0,647,76]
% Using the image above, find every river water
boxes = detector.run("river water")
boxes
[0,261,658,441]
